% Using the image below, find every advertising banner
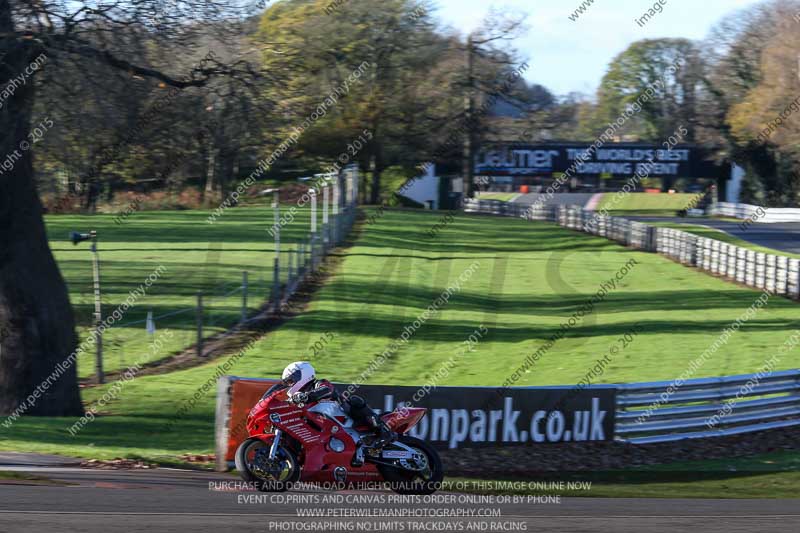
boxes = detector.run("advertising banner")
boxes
[475,143,721,178]
[216,377,616,469]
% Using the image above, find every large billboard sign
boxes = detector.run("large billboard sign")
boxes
[354,384,616,449]
[475,143,721,178]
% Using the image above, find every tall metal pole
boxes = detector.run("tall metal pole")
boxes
[273,191,280,258]
[287,245,294,285]
[272,191,281,302]
[90,233,104,384]
[241,271,248,322]
[196,292,204,357]
[333,173,341,244]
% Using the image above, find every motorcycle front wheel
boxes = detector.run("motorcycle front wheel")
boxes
[376,435,444,495]
[235,437,300,492]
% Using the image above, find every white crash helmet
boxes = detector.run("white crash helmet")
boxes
[281,361,315,396]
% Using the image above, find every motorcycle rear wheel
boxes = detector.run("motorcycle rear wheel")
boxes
[376,436,444,495]
[235,437,300,492]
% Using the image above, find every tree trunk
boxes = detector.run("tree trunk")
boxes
[204,141,217,203]
[218,146,237,200]
[359,168,368,205]
[197,131,208,202]
[83,180,100,214]
[463,35,476,199]
[0,8,84,416]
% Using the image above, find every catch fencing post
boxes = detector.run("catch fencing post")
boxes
[90,234,104,384]
[273,258,281,304]
[299,241,305,277]
[310,188,318,269]
[293,243,299,280]
[310,189,317,236]
[241,271,248,322]
[354,166,359,207]
[69,230,103,382]
[196,292,204,358]
[332,172,341,244]
[345,168,353,209]
[273,191,280,257]
[322,184,330,248]
[287,245,294,287]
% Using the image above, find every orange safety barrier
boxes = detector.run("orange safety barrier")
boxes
[219,377,278,469]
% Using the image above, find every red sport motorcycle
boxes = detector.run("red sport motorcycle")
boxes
[235,385,443,494]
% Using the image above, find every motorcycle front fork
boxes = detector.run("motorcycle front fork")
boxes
[269,429,283,459]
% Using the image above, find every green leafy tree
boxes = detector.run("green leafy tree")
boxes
[0,0,258,416]
[592,38,703,142]
[257,0,447,203]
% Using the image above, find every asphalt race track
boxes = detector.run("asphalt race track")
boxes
[1,462,799,533]
[627,217,800,256]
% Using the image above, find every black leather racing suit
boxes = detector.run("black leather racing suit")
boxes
[266,379,388,439]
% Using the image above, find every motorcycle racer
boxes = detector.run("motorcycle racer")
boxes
[277,361,395,447]
[238,362,442,494]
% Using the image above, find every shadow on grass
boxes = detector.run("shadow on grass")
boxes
[316,278,792,316]
[281,312,795,344]
[48,208,620,255]
[5,414,216,453]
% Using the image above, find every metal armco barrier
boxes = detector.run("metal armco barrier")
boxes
[615,369,800,444]
[713,202,800,223]
[464,199,800,301]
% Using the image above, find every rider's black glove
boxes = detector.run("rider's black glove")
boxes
[291,392,309,404]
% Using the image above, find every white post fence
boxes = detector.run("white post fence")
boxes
[464,199,800,302]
